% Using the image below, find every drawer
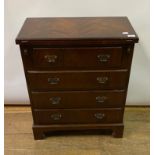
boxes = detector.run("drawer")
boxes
[64,47,123,68]
[31,90,125,109]
[27,70,128,91]
[33,108,123,124]
[25,47,123,69]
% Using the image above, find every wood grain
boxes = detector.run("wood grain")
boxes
[16,17,139,139]
[31,90,125,109]
[27,70,128,91]
[16,17,138,43]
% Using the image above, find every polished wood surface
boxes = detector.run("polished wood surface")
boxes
[33,108,123,124]
[31,90,125,109]
[20,46,132,70]
[32,47,123,68]
[27,70,128,91]
[16,17,138,43]
[16,17,139,139]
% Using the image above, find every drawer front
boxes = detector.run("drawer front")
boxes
[24,47,123,69]
[34,109,123,124]
[27,70,128,91]
[31,90,125,108]
[63,47,123,68]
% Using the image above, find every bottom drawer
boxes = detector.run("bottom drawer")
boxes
[31,90,125,109]
[33,108,123,124]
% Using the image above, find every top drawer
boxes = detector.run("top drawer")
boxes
[22,47,123,69]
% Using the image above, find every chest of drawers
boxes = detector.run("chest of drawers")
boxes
[16,17,139,140]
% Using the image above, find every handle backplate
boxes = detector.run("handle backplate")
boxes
[94,113,105,120]
[48,77,60,85]
[97,54,110,62]
[44,55,57,63]
[96,96,107,103]
[49,97,61,105]
[97,77,108,84]
[50,113,62,120]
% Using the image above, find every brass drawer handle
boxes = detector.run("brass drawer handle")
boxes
[50,113,62,120]
[94,113,105,120]
[44,55,57,63]
[96,96,107,103]
[49,97,61,105]
[97,54,110,62]
[48,77,60,84]
[97,77,108,84]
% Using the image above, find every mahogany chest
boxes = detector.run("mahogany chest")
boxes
[16,17,139,139]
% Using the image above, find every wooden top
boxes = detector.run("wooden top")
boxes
[16,17,139,44]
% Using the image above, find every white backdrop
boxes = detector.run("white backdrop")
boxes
[4,0,149,105]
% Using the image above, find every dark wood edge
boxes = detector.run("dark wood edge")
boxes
[27,69,128,74]
[32,123,124,139]
[16,38,139,45]
[33,123,124,129]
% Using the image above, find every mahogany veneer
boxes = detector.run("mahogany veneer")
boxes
[16,17,139,139]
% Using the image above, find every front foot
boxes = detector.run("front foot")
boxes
[112,125,124,138]
[33,127,46,140]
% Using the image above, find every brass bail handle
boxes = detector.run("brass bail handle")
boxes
[49,97,61,105]
[48,77,60,85]
[97,77,108,84]
[44,55,58,63]
[51,113,62,120]
[94,113,105,119]
[97,54,111,62]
